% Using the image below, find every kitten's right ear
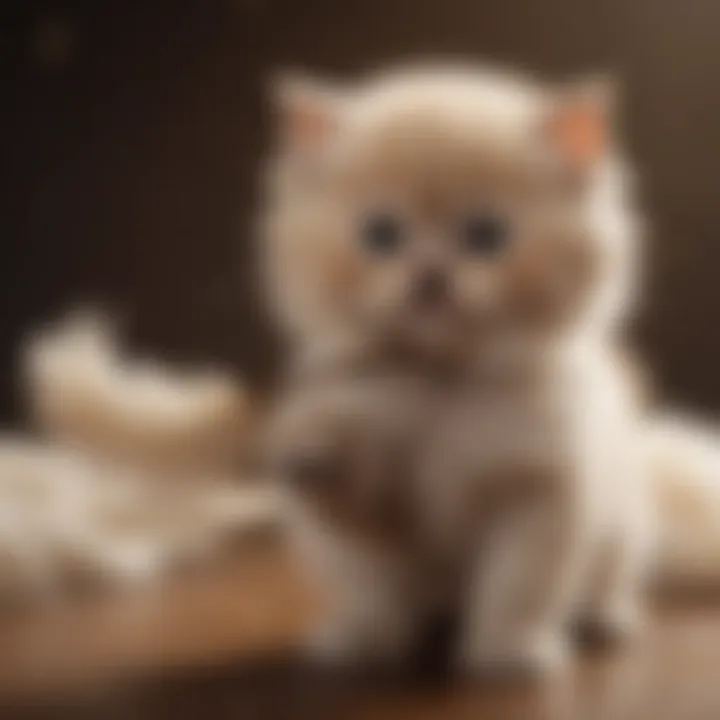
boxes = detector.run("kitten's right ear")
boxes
[270,73,344,155]
[544,75,617,174]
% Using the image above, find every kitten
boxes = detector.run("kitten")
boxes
[261,65,653,676]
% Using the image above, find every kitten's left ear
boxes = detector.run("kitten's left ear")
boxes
[270,72,345,156]
[544,76,617,173]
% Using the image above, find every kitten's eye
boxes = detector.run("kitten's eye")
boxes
[361,212,403,255]
[461,213,510,259]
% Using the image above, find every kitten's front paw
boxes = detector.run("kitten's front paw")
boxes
[457,633,570,681]
[303,615,411,671]
[302,618,363,668]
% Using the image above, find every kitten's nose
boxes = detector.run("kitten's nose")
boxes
[413,268,449,307]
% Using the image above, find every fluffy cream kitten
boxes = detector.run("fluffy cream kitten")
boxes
[262,65,653,676]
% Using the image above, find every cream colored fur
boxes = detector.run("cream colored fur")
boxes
[0,312,280,600]
[24,311,253,476]
[649,414,720,587]
[261,65,710,677]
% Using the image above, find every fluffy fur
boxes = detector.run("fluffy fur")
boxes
[24,311,254,476]
[262,65,655,675]
[649,414,720,587]
[0,438,280,597]
[0,312,280,600]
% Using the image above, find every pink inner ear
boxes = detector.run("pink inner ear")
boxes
[547,101,608,170]
[287,103,337,152]
[275,75,341,154]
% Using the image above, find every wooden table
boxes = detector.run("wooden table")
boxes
[2,538,720,719]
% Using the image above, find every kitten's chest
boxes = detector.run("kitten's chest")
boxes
[413,357,624,546]
[420,376,581,483]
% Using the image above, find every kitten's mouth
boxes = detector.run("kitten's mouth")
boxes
[403,302,463,347]
[413,299,454,322]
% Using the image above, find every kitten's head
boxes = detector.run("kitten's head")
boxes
[260,66,638,363]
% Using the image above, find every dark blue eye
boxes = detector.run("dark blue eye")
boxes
[361,212,403,255]
[462,214,510,258]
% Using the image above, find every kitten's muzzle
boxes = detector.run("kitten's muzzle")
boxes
[412,268,451,309]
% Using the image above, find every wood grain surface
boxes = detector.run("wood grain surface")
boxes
[0,537,719,719]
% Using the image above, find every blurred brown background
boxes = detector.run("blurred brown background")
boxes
[3,0,720,423]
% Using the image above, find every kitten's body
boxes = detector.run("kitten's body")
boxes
[263,66,653,674]
[272,331,652,672]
